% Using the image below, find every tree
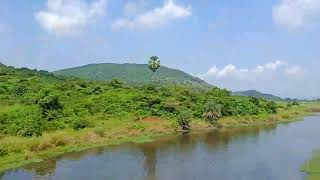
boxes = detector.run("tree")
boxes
[266,101,277,114]
[38,95,63,120]
[203,102,222,125]
[148,56,160,82]
[177,110,192,131]
[249,97,260,106]
[206,87,230,97]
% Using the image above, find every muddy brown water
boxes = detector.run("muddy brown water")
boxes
[2,115,320,180]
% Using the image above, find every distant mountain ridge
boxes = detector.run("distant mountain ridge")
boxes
[232,90,283,101]
[53,63,211,88]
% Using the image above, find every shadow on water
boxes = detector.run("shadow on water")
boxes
[3,123,279,179]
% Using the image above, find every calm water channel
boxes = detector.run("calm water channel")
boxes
[2,115,320,180]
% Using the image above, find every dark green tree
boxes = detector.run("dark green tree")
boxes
[38,95,63,120]
[249,97,260,106]
[266,101,277,114]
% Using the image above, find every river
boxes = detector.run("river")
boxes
[2,115,320,180]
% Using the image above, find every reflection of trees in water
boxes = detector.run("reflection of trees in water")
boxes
[24,159,57,179]
[203,124,277,151]
[11,123,278,179]
[21,145,109,179]
[177,132,199,154]
[134,125,278,180]
[139,143,157,180]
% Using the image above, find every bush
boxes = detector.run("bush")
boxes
[38,95,63,120]
[142,84,157,92]
[13,85,28,96]
[88,86,102,95]
[0,146,8,156]
[266,101,277,114]
[17,118,43,137]
[0,106,43,137]
[207,87,230,97]
[203,102,222,124]
[160,102,177,113]
[109,79,123,88]
[249,97,260,106]
[71,118,92,130]
[177,110,192,130]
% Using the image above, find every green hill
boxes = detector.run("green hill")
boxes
[232,90,283,101]
[53,63,210,88]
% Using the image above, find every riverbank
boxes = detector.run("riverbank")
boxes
[301,151,320,180]
[0,103,319,173]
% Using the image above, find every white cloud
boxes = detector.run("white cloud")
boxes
[198,61,306,98]
[285,65,304,76]
[253,60,287,73]
[264,60,287,70]
[200,60,289,80]
[273,0,320,29]
[112,0,191,30]
[35,0,106,36]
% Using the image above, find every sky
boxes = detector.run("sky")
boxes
[0,0,319,99]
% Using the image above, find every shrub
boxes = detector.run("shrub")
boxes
[89,86,103,95]
[292,101,300,106]
[1,106,43,137]
[0,146,8,156]
[71,118,92,130]
[161,102,177,113]
[77,81,87,88]
[17,118,43,137]
[109,79,123,88]
[249,97,260,106]
[207,87,230,97]
[0,67,7,76]
[266,101,277,114]
[13,85,28,96]
[38,95,63,120]
[177,110,192,130]
[203,102,222,124]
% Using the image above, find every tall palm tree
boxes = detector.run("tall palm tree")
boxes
[148,56,160,83]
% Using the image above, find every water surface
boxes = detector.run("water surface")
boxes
[3,116,320,180]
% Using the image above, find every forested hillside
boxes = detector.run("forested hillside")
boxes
[0,63,278,137]
[232,90,283,101]
[54,63,210,88]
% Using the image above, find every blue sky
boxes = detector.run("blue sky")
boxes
[0,0,319,98]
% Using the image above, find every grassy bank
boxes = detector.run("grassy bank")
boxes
[301,151,320,180]
[300,102,320,180]
[0,103,317,174]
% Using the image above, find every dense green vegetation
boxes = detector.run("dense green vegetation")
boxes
[0,63,281,137]
[53,63,210,88]
[232,90,283,101]
[0,62,310,173]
